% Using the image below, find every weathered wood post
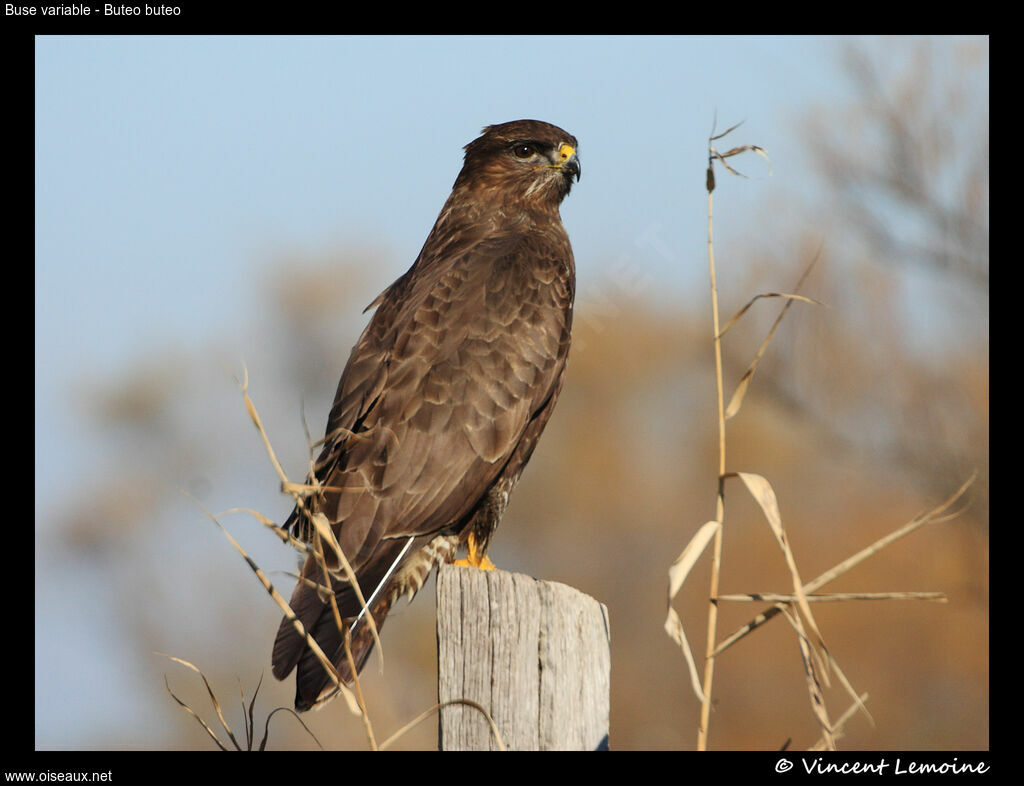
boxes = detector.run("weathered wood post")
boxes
[436,563,610,750]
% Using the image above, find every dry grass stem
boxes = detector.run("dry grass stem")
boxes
[717,291,823,339]
[696,159,725,748]
[161,654,323,750]
[717,591,947,603]
[664,519,722,702]
[808,693,870,751]
[707,118,772,181]
[306,510,384,672]
[736,472,830,681]
[668,118,961,750]
[162,657,234,751]
[185,365,520,751]
[342,628,377,749]
[229,367,390,723]
[723,252,822,420]
[233,364,289,486]
[780,606,836,751]
[182,490,363,718]
[693,121,773,750]
[712,473,974,658]
[236,366,384,665]
[379,699,507,751]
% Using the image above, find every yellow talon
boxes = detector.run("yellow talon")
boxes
[453,532,497,570]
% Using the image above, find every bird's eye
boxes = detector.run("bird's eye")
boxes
[512,143,537,159]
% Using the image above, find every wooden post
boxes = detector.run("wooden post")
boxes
[436,563,610,750]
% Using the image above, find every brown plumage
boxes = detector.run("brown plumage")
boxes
[271,120,580,711]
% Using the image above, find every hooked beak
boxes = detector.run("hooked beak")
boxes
[556,142,581,182]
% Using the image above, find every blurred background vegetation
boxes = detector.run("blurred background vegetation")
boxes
[43,38,987,750]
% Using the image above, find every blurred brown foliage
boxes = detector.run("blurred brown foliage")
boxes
[52,37,987,750]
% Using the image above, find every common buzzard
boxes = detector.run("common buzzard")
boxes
[271,120,580,711]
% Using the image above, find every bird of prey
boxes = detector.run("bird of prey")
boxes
[271,119,580,711]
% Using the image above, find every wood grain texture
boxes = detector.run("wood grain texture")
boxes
[436,564,610,750]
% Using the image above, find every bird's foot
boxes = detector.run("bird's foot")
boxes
[453,532,497,570]
[453,554,497,570]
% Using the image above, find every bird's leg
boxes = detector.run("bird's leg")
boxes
[453,531,497,570]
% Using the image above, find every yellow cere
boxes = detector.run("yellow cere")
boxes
[558,143,576,162]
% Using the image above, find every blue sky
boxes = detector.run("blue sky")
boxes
[35,34,833,395]
[34,35,983,749]
[35,34,835,493]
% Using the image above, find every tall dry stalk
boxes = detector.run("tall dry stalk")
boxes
[664,120,965,751]
[696,133,728,750]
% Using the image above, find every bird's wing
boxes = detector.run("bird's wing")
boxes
[295,230,573,571]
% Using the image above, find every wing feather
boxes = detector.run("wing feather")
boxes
[309,235,569,553]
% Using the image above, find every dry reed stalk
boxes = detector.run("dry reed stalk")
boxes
[695,121,771,751]
[664,119,964,750]
[161,654,323,750]
[172,366,381,749]
[176,365,505,751]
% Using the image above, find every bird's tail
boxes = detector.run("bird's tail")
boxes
[272,537,415,711]
[298,589,396,711]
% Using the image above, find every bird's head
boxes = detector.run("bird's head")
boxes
[454,119,580,208]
